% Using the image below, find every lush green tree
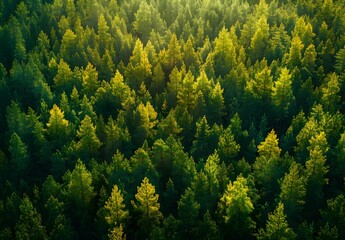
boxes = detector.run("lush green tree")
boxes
[279,162,306,225]
[272,68,294,119]
[320,73,340,113]
[76,115,101,160]
[44,196,75,240]
[191,116,212,161]
[246,65,273,109]
[162,33,183,74]
[177,187,200,239]
[46,104,69,146]
[250,15,270,62]
[256,202,296,240]
[64,159,94,237]
[177,70,196,112]
[217,126,240,165]
[253,130,284,200]
[130,147,159,194]
[108,224,126,240]
[104,185,128,228]
[208,27,237,78]
[207,82,225,125]
[218,175,255,239]
[183,35,200,72]
[132,102,158,147]
[125,39,152,91]
[304,144,329,220]
[320,194,345,238]
[81,62,100,98]
[9,132,30,179]
[166,67,183,107]
[15,196,48,240]
[287,36,304,70]
[131,177,162,238]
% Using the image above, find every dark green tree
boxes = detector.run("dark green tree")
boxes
[15,196,48,240]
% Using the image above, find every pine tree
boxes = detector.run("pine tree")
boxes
[81,63,100,98]
[250,15,270,62]
[272,68,294,118]
[287,36,304,70]
[320,194,345,238]
[177,71,196,112]
[253,130,283,199]
[46,104,69,140]
[104,185,128,228]
[246,65,273,105]
[256,202,296,240]
[162,34,183,74]
[177,188,200,239]
[279,162,306,225]
[108,225,126,240]
[304,145,328,220]
[77,115,101,159]
[15,196,48,240]
[207,82,225,125]
[132,177,162,238]
[125,39,152,91]
[218,175,255,239]
[218,126,240,165]
[321,73,340,113]
[9,132,30,179]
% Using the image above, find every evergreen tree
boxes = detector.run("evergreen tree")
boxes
[256,202,296,240]
[253,130,284,199]
[177,188,200,239]
[77,115,101,159]
[65,159,95,224]
[104,185,128,228]
[279,162,306,225]
[125,39,152,91]
[218,175,255,239]
[272,68,294,119]
[15,196,48,240]
[81,63,100,98]
[9,132,30,179]
[131,177,162,238]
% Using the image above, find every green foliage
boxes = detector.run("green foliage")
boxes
[0,0,345,239]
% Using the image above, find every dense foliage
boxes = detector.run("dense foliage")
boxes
[0,0,345,239]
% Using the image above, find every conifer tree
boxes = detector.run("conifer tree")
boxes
[77,115,101,158]
[104,185,128,228]
[15,196,48,240]
[132,177,162,238]
[218,175,255,239]
[272,68,294,118]
[177,188,200,239]
[256,203,296,240]
[279,162,306,225]
[9,132,30,179]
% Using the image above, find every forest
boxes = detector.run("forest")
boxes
[0,0,345,239]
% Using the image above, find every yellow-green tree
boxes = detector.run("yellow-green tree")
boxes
[77,115,101,159]
[104,185,128,228]
[132,177,162,238]
[218,175,255,239]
